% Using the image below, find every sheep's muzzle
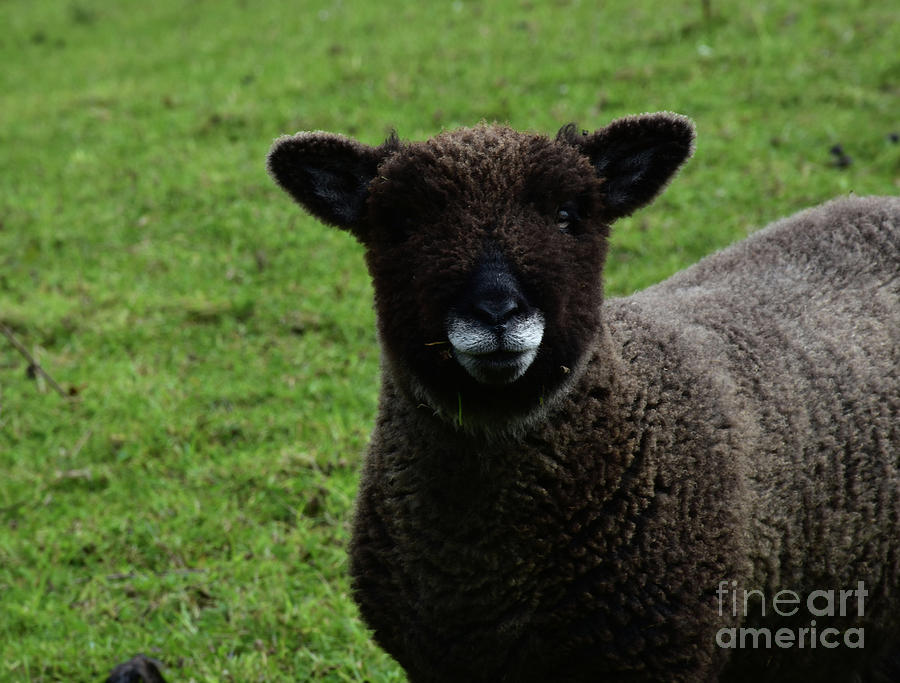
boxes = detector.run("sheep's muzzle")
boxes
[445,249,544,385]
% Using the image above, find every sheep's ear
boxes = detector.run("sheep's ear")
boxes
[558,113,695,221]
[267,132,396,236]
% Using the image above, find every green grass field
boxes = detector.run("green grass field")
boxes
[1,0,897,680]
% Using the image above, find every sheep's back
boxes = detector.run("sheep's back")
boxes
[607,195,900,673]
[614,196,899,493]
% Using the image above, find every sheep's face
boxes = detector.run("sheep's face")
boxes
[268,114,695,426]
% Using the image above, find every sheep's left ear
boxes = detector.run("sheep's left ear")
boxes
[267,131,397,239]
[558,113,695,221]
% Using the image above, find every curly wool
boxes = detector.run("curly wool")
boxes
[353,199,900,682]
[266,118,900,682]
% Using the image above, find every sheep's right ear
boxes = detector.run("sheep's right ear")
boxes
[267,132,395,236]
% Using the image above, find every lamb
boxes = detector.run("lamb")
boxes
[265,113,900,682]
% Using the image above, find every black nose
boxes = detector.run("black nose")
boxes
[457,247,532,329]
[473,296,520,326]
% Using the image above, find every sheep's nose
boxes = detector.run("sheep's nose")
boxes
[473,296,520,327]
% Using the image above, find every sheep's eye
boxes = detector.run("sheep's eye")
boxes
[556,202,579,233]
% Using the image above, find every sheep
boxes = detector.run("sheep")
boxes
[265,113,900,682]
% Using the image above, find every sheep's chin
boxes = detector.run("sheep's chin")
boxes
[454,347,538,385]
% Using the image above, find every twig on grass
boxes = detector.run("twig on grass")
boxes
[0,321,70,398]
[72,568,210,584]
[105,568,208,582]
[68,428,94,459]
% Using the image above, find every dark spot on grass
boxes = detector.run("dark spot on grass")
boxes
[282,310,342,337]
[69,4,98,25]
[189,585,217,609]
[303,492,324,518]
[254,249,269,272]
[198,112,249,142]
[51,469,110,493]
[184,298,255,324]
[212,423,245,444]
[829,143,852,169]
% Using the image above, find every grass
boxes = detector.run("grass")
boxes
[1,0,897,680]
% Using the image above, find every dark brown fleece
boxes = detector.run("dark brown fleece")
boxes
[267,117,900,682]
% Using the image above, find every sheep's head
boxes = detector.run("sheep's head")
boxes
[268,114,694,428]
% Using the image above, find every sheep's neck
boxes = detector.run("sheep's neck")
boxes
[352,334,662,664]
[365,332,643,544]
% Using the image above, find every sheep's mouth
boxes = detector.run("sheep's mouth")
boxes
[472,349,526,363]
[453,347,539,385]
[446,312,545,385]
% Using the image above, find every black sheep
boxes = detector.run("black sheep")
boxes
[265,114,900,681]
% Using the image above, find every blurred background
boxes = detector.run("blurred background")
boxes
[1,0,897,680]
